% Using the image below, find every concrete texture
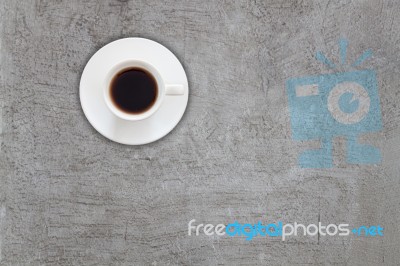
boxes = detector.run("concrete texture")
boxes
[0,0,400,265]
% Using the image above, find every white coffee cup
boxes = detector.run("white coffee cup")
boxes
[103,59,184,121]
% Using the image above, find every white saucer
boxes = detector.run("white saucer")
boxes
[80,38,189,145]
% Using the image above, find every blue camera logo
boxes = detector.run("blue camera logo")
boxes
[287,39,382,168]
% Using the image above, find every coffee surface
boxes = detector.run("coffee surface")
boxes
[110,68,157,114]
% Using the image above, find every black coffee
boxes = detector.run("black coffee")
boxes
[110,67,158,114]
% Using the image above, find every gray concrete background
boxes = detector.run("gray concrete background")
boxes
[1,0,399,265]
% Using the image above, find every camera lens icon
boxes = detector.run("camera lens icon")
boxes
[327,82,370,125]
[286,70,382,168]
[286,39,383,168]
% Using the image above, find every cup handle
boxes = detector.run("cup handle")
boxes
[165,84,185,95]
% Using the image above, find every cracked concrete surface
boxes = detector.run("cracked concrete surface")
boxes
[1,0,400,265]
